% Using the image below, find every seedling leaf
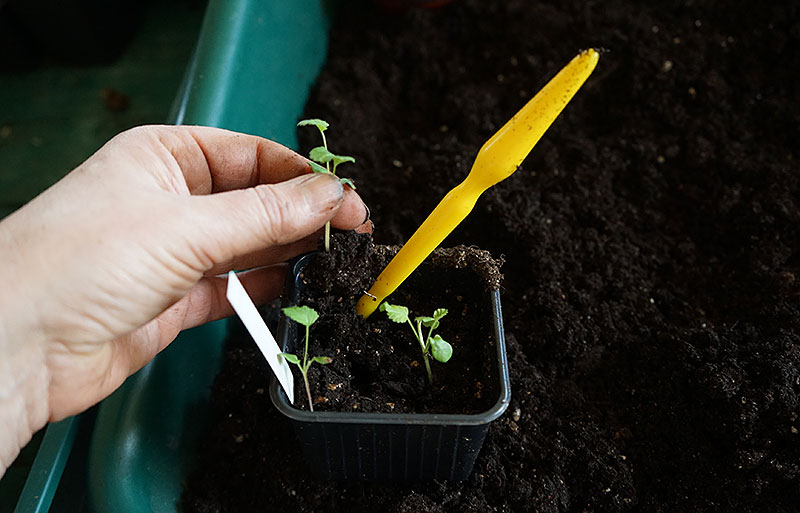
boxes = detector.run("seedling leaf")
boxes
[430,335,453,363]
[332,155,355,167]
[309,146,335,164]
[283,305,319,327]
[416,316,439,329]
[339,177,356,189]
[380,302,409,324]
[432,308,448,321]
[297,118,329,131]
[308,161,329,174]
[311,356,332,365]
[280,353,300,365]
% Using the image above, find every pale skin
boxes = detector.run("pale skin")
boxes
[0,125,372,477]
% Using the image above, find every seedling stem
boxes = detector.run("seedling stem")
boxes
[297,118,356,252]
[280,305,332,412]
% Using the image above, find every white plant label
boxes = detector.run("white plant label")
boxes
[225,271,294,404]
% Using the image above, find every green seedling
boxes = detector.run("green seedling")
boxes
[280,305,332,412]
[379,302,453,385]
[297,118,356,252]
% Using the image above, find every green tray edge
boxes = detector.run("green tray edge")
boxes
[169,0,334,146]
[86,1,332,512]
[13,418,80,513]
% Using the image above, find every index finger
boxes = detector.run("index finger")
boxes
[144,125,314,194]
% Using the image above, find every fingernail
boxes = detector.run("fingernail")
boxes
[297,173,343,208]
[362,201,371,224]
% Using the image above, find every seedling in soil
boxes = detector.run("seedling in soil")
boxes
[298,118,356,252]
[280,305,332,412]
[379,302,453,385]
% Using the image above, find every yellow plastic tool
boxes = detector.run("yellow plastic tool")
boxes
[356,48,600,318]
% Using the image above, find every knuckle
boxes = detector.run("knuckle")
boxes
[116,124,160,144]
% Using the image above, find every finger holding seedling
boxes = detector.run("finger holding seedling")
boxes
[379,302,452,384]
[279,305,332,412]
[298,118,357,252]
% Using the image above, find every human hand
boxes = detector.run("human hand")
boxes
[0,125,370,474]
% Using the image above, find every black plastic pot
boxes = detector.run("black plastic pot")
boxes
[269,254,511,481]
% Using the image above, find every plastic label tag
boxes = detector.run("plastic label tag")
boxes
[225,271,294,404]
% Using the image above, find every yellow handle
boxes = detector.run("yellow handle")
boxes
[357,49,599,318]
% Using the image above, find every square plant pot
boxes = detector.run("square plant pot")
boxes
[269,253,511,481]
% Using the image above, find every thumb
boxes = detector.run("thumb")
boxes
[188,173,343,266]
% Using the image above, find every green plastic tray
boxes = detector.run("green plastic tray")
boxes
[10,418,79,513]
[86,1,332,512]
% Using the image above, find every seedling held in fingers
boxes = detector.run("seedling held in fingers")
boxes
[280,305,332,412]
[298,118,356,252]
[379,302,453,385]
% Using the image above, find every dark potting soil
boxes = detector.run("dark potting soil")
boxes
[286,231,504,414]
[183,1,800,512]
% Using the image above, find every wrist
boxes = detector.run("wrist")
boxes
[0,219,50,477]
[0,317,50,477]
